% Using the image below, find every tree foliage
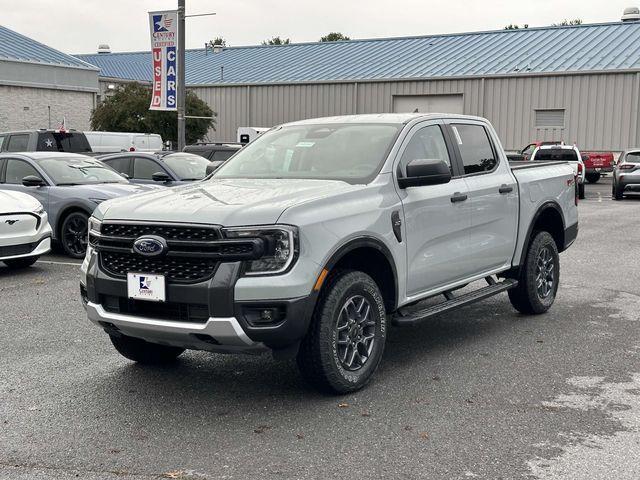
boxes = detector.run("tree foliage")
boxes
[207,37,228,48]
[90,83,215,144]
[262,36,291,45]
[504,24,529,30]
[553,19,583,26]
[320,32,350,42]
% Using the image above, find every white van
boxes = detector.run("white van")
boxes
[84,132,163,153]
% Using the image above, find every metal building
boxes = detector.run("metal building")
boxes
[78,19,640,152]
[0,25,99,132]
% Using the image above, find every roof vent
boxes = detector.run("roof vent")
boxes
[622,7,640,21]
[97,44,111,54]
[212,44,224,54]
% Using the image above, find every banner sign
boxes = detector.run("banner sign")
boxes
[148,10,178,111]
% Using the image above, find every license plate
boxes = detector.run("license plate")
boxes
[127,273,166,302]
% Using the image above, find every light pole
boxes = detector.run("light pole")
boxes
[177,0,186,151]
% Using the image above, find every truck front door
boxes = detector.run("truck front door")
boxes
[396,121,472,297]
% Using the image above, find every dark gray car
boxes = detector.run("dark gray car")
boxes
[98,152,212,186]
[0,152,160,258]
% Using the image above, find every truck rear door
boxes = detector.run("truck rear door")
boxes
[445,121,519,275]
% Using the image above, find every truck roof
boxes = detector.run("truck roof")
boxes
[0,152,92,161]
[283,113,486,126]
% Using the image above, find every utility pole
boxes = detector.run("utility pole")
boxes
[177,0,186,151]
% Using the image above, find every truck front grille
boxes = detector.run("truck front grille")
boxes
[100,251,218,283]
[94,222,264,284]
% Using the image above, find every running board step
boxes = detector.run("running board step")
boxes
[392,278,518,327]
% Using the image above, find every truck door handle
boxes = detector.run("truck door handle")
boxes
[499,185,513,194]
[450,192,468,203]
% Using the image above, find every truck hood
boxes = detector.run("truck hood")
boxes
[68,182,161,200]
[98,178,361,225]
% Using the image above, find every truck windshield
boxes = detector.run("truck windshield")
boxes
[39,157,128,185]
[533,149,578,161]
[162,153,211,180]
[37,132,92,153]
[213,124,402,184]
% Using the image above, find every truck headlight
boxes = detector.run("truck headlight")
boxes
[88,217,102,247]
[223,225,298,276]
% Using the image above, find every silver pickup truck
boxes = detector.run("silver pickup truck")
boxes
[81,114,578,393]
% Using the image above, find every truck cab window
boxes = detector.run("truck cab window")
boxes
[399,125,452,175]
[452,124,497,175]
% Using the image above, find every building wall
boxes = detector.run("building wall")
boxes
[192,72,640,152]
[0,85,96,131]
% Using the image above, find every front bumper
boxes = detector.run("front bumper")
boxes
[0,235,51,262]
[82,251,316,354]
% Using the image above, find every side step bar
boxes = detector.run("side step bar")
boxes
[392,278,518,327]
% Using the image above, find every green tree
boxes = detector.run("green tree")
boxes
[320,32,350,42]
[90,83,215,144]
[262,36,291,45]
[504,24,529,30]
[553,19,583,26]
[207,37,228,48]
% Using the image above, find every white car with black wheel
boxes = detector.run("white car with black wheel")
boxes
[0,191,52,269]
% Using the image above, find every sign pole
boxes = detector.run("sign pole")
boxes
[177,0,186,151]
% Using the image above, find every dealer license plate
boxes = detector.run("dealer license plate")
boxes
[127,273,166,302]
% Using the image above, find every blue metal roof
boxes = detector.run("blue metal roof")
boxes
[76,21,640,85]
[0,25,97,70]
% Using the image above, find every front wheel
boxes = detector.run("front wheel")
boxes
[3,256,39,269]
[297,270,387,394]
[508,231,560,315]
[60,211,89,258]
[110,334,185,364]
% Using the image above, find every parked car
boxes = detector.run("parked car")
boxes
[84,132,163,153]
[612,149,640,200]
[183,142,242,166]
[81,114,578,393]
[98,152,212,186]
[520,141,613,184]
[531,145,585,199]
[0,191,52,269]
[0,153,159,258]
[0,129,92,153]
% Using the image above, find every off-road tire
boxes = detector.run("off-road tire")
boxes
[508,231,560,315]
[110,334,184,364]
[297,270,387,394]
[3,256,39,269]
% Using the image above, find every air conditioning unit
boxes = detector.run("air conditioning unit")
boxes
[622,6,640,22]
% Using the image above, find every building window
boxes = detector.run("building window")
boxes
[535,109,565,128]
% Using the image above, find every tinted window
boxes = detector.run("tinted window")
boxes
[451,124,497,175]
[134,157,164,180]
[625,152,640,163]
[5,159,41,184]
[0,136,5,151]
[399,125,452,174]
[533,149,578,162]
[103,157,131,176]
[37,132,91,153]
[6,134,30,152]
[211,150,237,161]
[214,124,401,184]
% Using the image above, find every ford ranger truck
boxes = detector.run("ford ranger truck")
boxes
[81,114,578,394]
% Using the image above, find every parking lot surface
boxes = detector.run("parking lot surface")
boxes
[1,177,639,479]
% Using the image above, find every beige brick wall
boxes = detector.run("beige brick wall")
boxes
[0,85,95,132]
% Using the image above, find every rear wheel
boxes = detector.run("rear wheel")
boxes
[586,172,601,184]
[110,334,185,364]
[612,182,624,201]
[508,231,559,315]
[578,182,585,200]
[60,211,89,258]
[297,270,387,394]
[3,256,39,269]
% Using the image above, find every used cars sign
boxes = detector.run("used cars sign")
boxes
[148,10,178,111]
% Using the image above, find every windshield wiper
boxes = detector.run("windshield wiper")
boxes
[56,182,83,186]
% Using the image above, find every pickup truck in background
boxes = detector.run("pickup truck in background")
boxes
[530,144,586,199]
[0,129,92,154]
[519,141,614,183]
[81,114,578,393]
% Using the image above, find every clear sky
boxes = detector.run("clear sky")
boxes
[3,0,636,54]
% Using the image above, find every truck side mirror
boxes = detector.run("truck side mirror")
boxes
[398,159,452,189]
[22,175,45,187]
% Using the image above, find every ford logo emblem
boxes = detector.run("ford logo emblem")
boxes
[133,235,167,257]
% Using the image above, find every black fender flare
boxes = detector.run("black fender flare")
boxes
[518,201,566,266]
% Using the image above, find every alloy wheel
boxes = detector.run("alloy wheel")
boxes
[335,295,376,371]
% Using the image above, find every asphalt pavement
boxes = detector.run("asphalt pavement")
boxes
[1,176,640,479]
